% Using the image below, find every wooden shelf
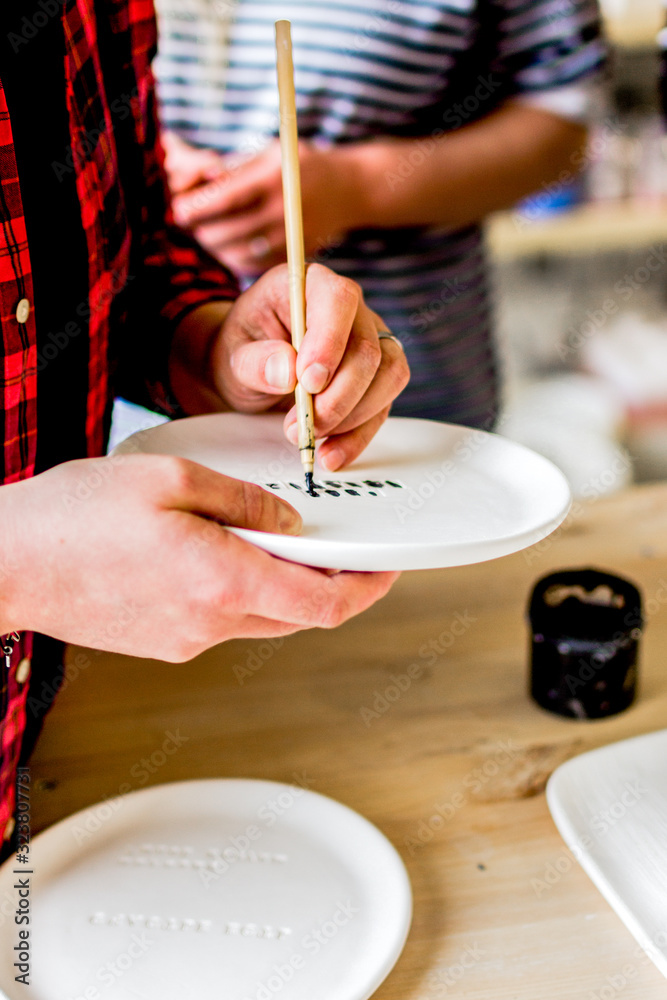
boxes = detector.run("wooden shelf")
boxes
[487,200,667,259]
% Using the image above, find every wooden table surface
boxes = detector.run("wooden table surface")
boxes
[27,482,667,998]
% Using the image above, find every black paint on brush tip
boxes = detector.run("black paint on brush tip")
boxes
[305,472,317,496]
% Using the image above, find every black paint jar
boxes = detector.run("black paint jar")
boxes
[528,568,642,720]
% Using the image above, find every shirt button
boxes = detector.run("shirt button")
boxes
[2,817,15,842]
[16,657,31,685]
[15,298,30,324]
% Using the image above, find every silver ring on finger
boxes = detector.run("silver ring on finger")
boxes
[377,329,403,349]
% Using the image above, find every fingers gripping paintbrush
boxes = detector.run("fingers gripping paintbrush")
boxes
[275,19,316,496]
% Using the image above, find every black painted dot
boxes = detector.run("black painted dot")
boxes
[368,492,377,496]
[364,480,383,488]
[324,480,342,487]
[289,482,302,490]
[345,481,361,487]
[325,490,340,497]
[266,483,281,489]
[345,489,360,496]
[386,480,403,488]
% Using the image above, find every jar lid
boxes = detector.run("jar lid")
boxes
[529,567,642,643]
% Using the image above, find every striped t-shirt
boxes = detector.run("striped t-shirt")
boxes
[154,0,605,426]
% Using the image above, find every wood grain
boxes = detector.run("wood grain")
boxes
[27,482,667,997]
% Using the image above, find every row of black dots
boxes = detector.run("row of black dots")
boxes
[264,481,345,497]
[316,479,406,496]
[289,481,385,497]
[292,481,360,497]
[264,480,405,497]
[328,479,405,489]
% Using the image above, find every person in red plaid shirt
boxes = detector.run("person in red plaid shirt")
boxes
[0,0,408,854]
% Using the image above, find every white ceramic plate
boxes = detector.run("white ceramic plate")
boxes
[113,413,571,571]
[0,779,412,1000]
[547,730,667,978]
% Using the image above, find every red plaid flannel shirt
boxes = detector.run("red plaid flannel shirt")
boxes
[0,0,238,840]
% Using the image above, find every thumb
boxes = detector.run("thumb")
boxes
[170,460,302,535]
[230,339,297,396]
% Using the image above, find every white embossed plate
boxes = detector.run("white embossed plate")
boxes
[0,779,411,1000]
[113,413,571,571]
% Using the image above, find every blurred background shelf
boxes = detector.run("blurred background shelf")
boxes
[604,12,662,48]
[487,201,667,259]
[601,0,663,48]
[489,1,667,494]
